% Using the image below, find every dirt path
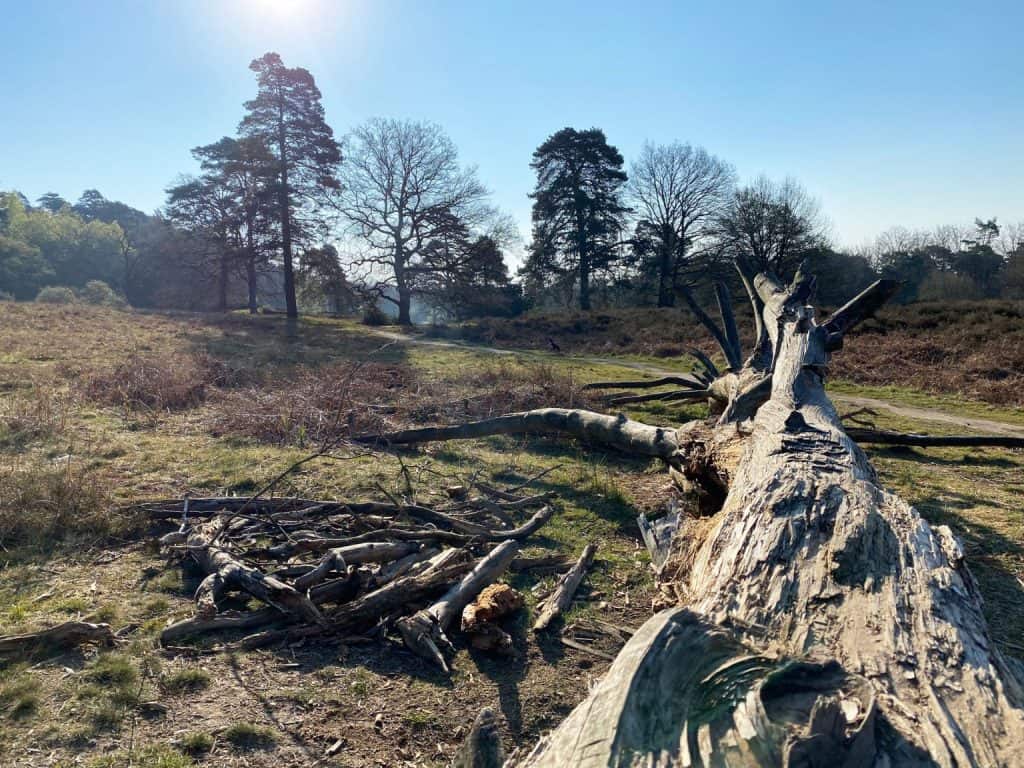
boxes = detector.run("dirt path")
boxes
[370,329,1024,438]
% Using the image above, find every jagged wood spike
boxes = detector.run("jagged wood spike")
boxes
[713,281,744,368]
[679,285,742,370]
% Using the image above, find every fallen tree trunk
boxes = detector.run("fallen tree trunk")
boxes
[406,270,1024,766]
[0,621,114,657]
[512,272,1024,766]
[533,542,597,631]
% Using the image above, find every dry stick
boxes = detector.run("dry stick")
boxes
[533,542,598,631]
[238,560,476,651]
[182,527,323,625]
[846,428,1024,449]
[161,570,361,645]
[397,540,522,672]
[582,376,706,391]
[606,388,711,406]
[258,505,554,560]
[260,529,472,560]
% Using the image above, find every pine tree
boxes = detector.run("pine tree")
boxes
[239,52,341,318]
[525,128,628,310]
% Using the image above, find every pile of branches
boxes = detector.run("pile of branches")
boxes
[139,484,567,670]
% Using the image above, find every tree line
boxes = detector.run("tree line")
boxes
[3,52,1023,318]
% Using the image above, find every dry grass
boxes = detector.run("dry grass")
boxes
[207,359,596,448]
[80,351,246,413]
[0,458,117,551]
[833,302,1024,406]
[0,384,71,448]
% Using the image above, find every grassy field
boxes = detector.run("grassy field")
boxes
[0,301,1022,767]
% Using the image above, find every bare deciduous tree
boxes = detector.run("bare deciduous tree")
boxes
[715,175,827,276]
[628,142,735,306]
[335,118,498,325]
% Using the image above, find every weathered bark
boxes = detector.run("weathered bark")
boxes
[516,271,1024,766]
[177,526,323,625]
[533,542,597,631]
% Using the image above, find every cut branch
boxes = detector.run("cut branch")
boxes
[397,540,520,671]
[179,526,323,625]
[0,621,114,657]
[533,542,597,631]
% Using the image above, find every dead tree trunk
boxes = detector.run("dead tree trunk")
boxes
[514,271,1024,766]
[367,268,1024,766]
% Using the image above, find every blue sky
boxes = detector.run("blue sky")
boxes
[2,0,1022,253]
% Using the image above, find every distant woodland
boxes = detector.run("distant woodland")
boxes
[3,52,1023,321]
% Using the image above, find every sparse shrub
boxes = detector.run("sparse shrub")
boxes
[81,351,243,413]
[35,286,76,304]
[161,667,210,695]
[0,459,118,550]
[85,654,138,689]
[79,280,127,308]
[223,721,278,750]
[207,359,594,447]
[361,302,390,326]
[180,731,214,756]
[0,384,70,447]
[0,673,40,721]
[208,361,414,445]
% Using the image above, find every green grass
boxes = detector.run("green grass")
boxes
[222,721,278,750]
[0,301,1022,764]
[161,668,210,695]
[179,731,213,756]
[88,744,194,768]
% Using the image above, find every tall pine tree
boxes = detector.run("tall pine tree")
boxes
[524,128,628,310]
[240,52,341,318]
